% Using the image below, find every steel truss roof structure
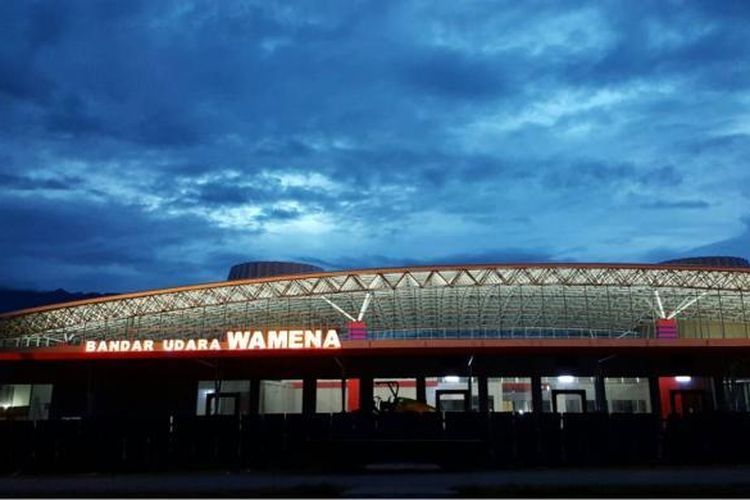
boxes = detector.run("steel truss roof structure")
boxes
[2,264,750,348]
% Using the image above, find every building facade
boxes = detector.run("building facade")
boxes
[2,261,750,470]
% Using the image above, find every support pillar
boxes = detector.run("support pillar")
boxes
[531,375,543,414]
[86,364,94,418]
[359,376,374,413]
[595,374,607,413]
[302,377,316,415]
[713,376,727,412]
[340,377,347,413]
[416,376,426,404]
[649,376,662,417]
[50,379,89,419]
[248,379,261,415]
[478,375,489,413]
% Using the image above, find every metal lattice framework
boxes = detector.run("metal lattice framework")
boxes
[2,264,750,348]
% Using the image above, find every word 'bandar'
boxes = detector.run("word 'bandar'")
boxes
[84,329,341,353]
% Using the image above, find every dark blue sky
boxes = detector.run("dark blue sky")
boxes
[1,1,749,293]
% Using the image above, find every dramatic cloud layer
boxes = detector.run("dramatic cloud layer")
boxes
[1,0,749,292]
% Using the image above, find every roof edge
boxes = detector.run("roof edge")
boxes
[3,261,750,319]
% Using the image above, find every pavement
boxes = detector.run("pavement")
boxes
[3,466,750,497]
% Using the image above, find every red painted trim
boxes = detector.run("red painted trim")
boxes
[347,379,359,411]
[3,338,750,363]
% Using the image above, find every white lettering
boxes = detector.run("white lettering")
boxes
[249,331,266,349]
[304,330,322,348]
[83,329,341,354]
[227,331,250,350]
[323,329,341,349]
[267,330,287,349]
[288,329,303,349]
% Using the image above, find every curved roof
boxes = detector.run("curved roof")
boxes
[2,263,750,348]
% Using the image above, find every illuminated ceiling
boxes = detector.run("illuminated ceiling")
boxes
[2,264,750,348]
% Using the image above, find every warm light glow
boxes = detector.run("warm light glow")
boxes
[83,329,341,353]
[557,375,575,384]
[226,329,340,350]
[675,376,692,383]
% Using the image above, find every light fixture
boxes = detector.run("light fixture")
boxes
[675,376,692,383]
[557,375,575,384]
[443,375,460,383]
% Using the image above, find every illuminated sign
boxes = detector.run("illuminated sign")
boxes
[84,329,341,353]
[655,319,678,339]
[226,329,341,349]
[347,321,368,340]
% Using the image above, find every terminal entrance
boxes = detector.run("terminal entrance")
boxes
[435,389,470,412]
[3,349,750,471]
[552,390,587,413]
[205,392,240,416]
[670,389,708,415]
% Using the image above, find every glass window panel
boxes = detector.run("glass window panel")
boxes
[374,378,416,412]
[260,379,302,414]
[196,380,250,416]
[316,379,345,413]
[488,377,532,413]
[542,376,596,413]
[604,377,651,414]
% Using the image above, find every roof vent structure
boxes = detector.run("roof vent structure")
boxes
[227,261,325,281]
[659,256,750,268]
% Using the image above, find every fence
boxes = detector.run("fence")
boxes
[1,412,750,473]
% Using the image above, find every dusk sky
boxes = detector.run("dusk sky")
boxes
[1,1,749,293]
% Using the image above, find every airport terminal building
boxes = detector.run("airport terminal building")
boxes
[2,258,750,470]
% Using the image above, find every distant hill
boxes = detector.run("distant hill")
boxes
[0,288,111,314]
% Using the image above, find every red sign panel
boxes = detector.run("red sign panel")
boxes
[348,321,368,340]
[656,318,678,339]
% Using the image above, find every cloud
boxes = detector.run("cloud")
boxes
[0,1,748,292]
[640,200,710,210]
[399,48,510,99]
[0,172,82,191]
[643,215,750,263]
[542,161,683,191]
[681,216,750,258]
[0,193,236,291]
[299,248,556,271]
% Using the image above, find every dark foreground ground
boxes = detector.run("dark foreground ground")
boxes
[3,466,750,498]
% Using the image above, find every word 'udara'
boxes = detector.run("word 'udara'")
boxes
[84,329,341,353]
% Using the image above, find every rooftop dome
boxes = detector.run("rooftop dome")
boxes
[227,261,325,281]
[660,256,750,268]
